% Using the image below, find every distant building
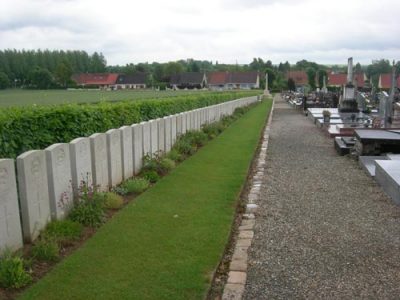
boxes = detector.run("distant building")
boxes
[327,72,366,88]
[285,71,308,89]
[71,73,119,89]
[169,72,207,89]
[114,73,147,89]
[207,71,259,90]
[378,73,400,90]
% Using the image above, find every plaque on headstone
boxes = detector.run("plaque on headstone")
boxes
[45,143,73,220]
[17,150,51,242]
[119,126,134,180]
[106,129,123,187]
[89,133,109,192]
[0,159,23,251]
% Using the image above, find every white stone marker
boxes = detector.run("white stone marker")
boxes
[176,114,182,136]
[0,159,23,251]
[89,133,109,192]
[70,137,92,195]
[191,111,196,130]
[132,123,143,174]
[186,112,192,131]
[17,150,51,242]
[45,143,73,220]
[171,115,177,144]
[142,121,151,157]
[164,117,172,152]
[157,118,165,154]
[181,112,187,135]
[150,120,158,156]
[119,126,134,180]
[106,129,123,187]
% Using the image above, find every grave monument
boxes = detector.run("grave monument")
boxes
[264,72,270,96]
[339,57,359,113]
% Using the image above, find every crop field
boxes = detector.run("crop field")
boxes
[0,89,225,107]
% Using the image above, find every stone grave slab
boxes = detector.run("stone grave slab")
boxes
[386,153,400,160]
[89,133,109,191]
[45,143,73,220]
[70,137,92,194]
[17,150,51,242]
[120,126,134,180]
[359,156,388,177]
[106,129,123,187]
[375,160,400,205]
[0,159,23,251]
[132,124,143,174]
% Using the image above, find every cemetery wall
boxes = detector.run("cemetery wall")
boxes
[0,95,260,250]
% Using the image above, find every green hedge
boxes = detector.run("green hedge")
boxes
[0,91,259,158]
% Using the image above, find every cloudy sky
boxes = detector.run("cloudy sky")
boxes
[1,0,399,66]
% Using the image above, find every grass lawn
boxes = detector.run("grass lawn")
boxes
[19,99,272,300]
[0,89,227,107]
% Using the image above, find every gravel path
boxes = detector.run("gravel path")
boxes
[243,94,400,299]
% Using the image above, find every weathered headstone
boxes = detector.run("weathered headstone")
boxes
[164,116,172,152]
[89,133,109,192]
[158,118,165,154]
[45,143,73,220]
[150,120,158,156]
[119,126,134,180]
[186,112,192,131]
[181,112,187,134]
[17,150,51,242]
[106,129,123,187]
[132,123,144,174]
[171,115,177,144]
[70,137,92,195]
[141,121,151,157]
[176,114,182,136]
[0,159,23,251]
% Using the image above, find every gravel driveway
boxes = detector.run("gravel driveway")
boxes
[243,95,400,299]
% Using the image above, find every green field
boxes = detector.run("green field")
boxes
[19,100,272,300]
[0,89,224,107]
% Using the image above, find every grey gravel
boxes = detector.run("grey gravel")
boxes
[243,95,400,300]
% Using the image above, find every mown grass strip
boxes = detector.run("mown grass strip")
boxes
[19,99,272,300]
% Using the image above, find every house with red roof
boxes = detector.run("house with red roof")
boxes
[72,73,120,89]
[327,72,366,88]
[378,73,400,90]
[285,71,308,87]
[207,71,259,90]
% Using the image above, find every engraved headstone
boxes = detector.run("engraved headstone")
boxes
[181,113,187,134]
[0,159,23,251]
[142,121,151,156]
[164,116,172,152]
[176,114,182,136]
[157,119,165,154]
[150,120,158,156]
[70,137,92,195]
[106,129,123,187]
[17,150,51,242]
[89,133,109,192]
[171,115,177,144]
[132,123,143,174]
[45,143,73,220]
[119,126,134,180]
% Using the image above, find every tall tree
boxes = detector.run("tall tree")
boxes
[0,72,10,89]
[55,61,72,87]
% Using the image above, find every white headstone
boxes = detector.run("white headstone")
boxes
[176,114,182,136]
[45,143,73,220]
[186,112,192,131]
[132,123,143,174]
[164,117,172,152]
[157,119,165,154]
[142,121,151,156]
[106,129,123,187]
[70,137,92,195]
[89,133,109,192]
[119,126,134,180]
[181,113,187,135]
[17,150,51,242]
[171,115,177,144]
[0,159,23,251]
[150,120,158,156]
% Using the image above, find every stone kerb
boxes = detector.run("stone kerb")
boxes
[106,129,123,188]
[164,116,172,153]
[70,137,92,195]
[119,126,134,180]
[17,150,51,242]
[132,123,143,175]
[45,143,73,220]
[0,159,23,251]
[150,120,158,156]
[89,133,109,192]
[141,121,151,157]
[157,118,165,154]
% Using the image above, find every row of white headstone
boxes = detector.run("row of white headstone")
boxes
[0,96,260,252]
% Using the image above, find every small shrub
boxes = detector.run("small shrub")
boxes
[142,154,159,172]
[166,149,183,162]
[174,139,196,156]
[103,192,124,209]
[43,220,83,245]
[69,190,106,227]
[141,170,160,183]
[202,122,225,139]
[112,186,128,196]
[0,250,32,289]
[31,239,60,262]
[121,178,150,194]
[158,158,175,175]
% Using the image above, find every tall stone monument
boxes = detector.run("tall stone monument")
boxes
[339,57,359,113]
[321,75,328,93]
[264,72,270,96]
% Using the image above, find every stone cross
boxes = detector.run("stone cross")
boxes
[264,72,270,96]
